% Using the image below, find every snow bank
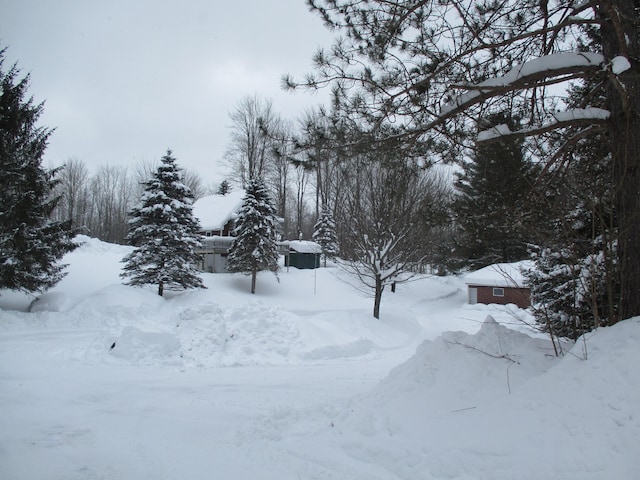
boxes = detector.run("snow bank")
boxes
[1,236,427,367]
[280,317,640,479]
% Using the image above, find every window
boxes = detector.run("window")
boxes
[493,287,505,297]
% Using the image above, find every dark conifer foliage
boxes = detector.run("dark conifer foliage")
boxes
[217,179,232,196]
[526,79,619,339]
[227,177,280,294]
[121,150,205,296]
[453,114,536,270]
[312,206,339,267]
[0,50,77,293]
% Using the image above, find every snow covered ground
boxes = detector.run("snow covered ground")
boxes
[1,236,638,479]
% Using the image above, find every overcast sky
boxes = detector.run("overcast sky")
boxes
[1,1,334,186]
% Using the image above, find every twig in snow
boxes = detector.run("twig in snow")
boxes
[444,339,519,364]
[450,406,477,413]
[445,339,519,394]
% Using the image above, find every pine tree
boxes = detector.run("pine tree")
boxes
[526,78,619,339]
[0,50,77,293]
[217,179,232,196]
[312,206,339,267]
[453,114,536,270]
[121,150,205,296]
[227,177,280,294]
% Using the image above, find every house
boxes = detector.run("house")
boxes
[192,190,245,237]
[283,240,322,270]
[192,191,245,272]
[197,236,235,273]
[465,261,533,308]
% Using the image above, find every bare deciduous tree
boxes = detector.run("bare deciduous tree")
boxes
[51,157,90,230]
[87,165,133,243]
[225,95,279,187]
[338,155,436,319]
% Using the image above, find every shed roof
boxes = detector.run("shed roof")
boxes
[192,190,245,231]
[286,240,322,254]
[465,261,533,288]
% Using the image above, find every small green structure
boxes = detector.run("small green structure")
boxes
[284,240,322,269]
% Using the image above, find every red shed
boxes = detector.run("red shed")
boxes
[465,262,532,309]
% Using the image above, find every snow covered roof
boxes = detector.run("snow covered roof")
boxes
[286,240,322,254]
[465,261,533,288]
[192,190,245,231]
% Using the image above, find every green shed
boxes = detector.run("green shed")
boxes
[284,240,322,269]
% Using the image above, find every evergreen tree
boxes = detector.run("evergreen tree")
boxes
[0,50,77,293]
[217,179,232,196]
[121,150,205,296]
[526,79,619,339]
[453,114,536,270]
[227,177,280,294]
[312,206,339,267]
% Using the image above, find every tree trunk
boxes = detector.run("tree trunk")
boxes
[601,0,640,321]
[373,276,384,319]
[251,266,257,294]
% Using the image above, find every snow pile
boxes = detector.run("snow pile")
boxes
[277,317,640,479]
[102,298,422,368]
[175,301,302,367]
[110,327,181,364]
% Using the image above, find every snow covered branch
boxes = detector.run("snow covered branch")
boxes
[477,108,610,143]
[441,53,605,117]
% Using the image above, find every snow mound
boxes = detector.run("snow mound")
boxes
[175,301,302,367]
[76,284,165,311]
[72,235,131,256]
[352,316,557,419]
[222,301,301,364]
[282,317,640,480]
[28,292,70,312]
[110,327,181,365]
